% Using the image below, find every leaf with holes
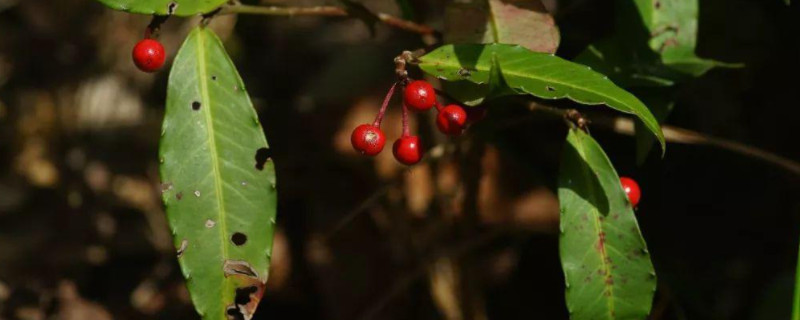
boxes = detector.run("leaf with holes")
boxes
[95,0,226,16]
[419,43,665,151]
[444,0,559,54]
[558,129,656,320]
[159,27,277,320]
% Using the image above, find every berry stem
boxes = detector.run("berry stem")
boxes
[372,82,398,127]
[402,103,410,137]
[434,101,442,112]
[145,15,169,39]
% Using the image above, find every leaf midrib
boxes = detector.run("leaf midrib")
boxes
[574,132,616,319]
[420,47,664,145]
[195,28,232,313]
[421,52,639,116]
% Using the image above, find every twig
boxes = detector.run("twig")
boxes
[376,13,434,35]
[218,4,435,35]
[319,187,390,243]
[357,228,508,320]
[394,50,424,82]
[526,102,800,176]
[219,4,347,17]
[596,115,800,176]
[320,143,450,242]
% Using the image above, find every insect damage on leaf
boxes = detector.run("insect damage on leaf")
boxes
[167,1,178,15]
[226,284,265,320]
[223,260,267,320]
[177,239,188,258]
[232,232,247,246]
[162,26,276,320]
[254,148,271,171]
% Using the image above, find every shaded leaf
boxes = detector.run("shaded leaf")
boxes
[558,128,656,319]
[634,90,674,164]
[576,0,740,85]
[394,0,416,20]
[95,0,226,16]
[160,27,277,320]
[444,0,559,53]
[792,241,800,320]
[419,44,665,150]
[643,0,742,73]
[575,37,678,88]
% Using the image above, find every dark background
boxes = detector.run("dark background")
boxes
[0,0,798,319]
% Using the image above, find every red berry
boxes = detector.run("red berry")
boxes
[620,177,641,207]
[392,135,422,165]
[351,124,386,156]
[437,104,468,136]
[403,80,437,112]
[132,39,166,73]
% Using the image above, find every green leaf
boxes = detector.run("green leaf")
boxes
[159,27,277,320]
[419,43,665,151]
[95,0,227,16]
[444,0,560,54]
[576,0,740,85]
[558,128,656,320]
[394,0,416,20]
[634,91,674,164]
[574,37,679,88]
[644,0,741,73]
[441,53,516,106]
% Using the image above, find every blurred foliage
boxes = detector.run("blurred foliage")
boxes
[0,0,798,320]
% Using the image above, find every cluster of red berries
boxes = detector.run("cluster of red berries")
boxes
[351,80,468,165]
[132,37,166,73]
[620,177,641,207]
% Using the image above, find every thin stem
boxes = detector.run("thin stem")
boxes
[220,4,347,17]
[594,114,800,176]
[434,101,442,112]
[219,4,435,36]
[525,102,800,177]
[376,13,434,35]
[402,103,410,137]
[373,82,398,127]
[145,15,169,39]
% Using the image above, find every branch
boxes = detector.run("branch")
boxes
[218,4,435,35]
[527,103,800,176]
[599,115,800,176]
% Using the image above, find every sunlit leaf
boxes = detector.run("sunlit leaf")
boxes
[558,128,656,319]
[441,53,515,106]
[419,44,665,151]
[159,27,277,320]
